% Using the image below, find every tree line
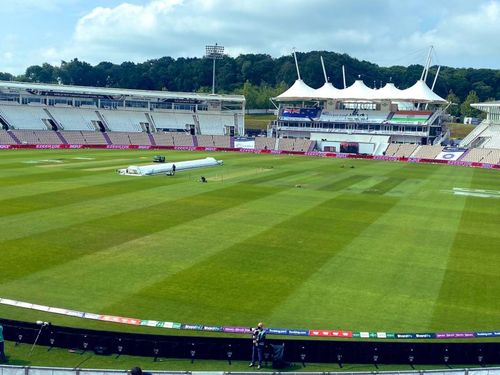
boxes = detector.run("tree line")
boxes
[0,51,498,117]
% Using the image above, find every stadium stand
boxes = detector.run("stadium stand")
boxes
[277,138,295,151]
[213,135,231,148]
[385,143,419,157]
[461,148,500,164]
[197,113,235,135]
[196,135,216,147]
[128,132,153,146]
[293,138,315,152]
[0,81,245,136]
[150,111,195,131]
[255,137,276,150]
[99,109,147,132]
[0,129,18,144]
[105,131,152,146]
[47,107,100,131]
[0,104,50,130]
[171,132,194,146]
[468,125,500,149]
[58,130,108,145]
[152,132,175,146]
[10,130,60,144]
[411,145,444,159]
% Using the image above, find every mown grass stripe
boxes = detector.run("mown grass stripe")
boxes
[319,174,370,191]
[430,170,500,331]
[363,177,406,195]
[0,188,334,318]
[268,165,474,332]
[0,175,186,217]
[0,184,285,284]
[106,193,400,326]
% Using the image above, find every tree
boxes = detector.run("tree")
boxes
[446,90,461,118]
[460,90,481,118]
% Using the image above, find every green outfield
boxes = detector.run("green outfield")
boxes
[0,149,499,337]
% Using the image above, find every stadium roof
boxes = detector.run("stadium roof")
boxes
[314,82,341,99]
[471,101,500,111]
[400,80,447,103]
[0,81,245,103]
[376,83,404,101]
[274,79,447,104]
[275,79,317,100]
[336,80,375,101]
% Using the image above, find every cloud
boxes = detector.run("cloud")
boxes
[401,1,500,67]
[0,0,499,74]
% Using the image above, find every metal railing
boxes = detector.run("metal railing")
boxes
[1,365,500,375]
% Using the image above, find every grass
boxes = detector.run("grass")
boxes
[0,149,499,340]
[446,122,475,139]
[245,114,275,130]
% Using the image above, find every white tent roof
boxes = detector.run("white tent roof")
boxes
[275,78,447,104]
[314,82,341,99]
[400,80,447,103]
[275,79,317,101]
[374,83,404,101]
[335,80,375,101]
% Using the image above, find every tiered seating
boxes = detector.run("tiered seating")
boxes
[81,131,107,144]
[196,135,215,147]
[474,125,500,149]
[294,139,314,152]
[104,131,151,145]
[153,132,175,146]
[213,135,230,148]
[106,132,133,145]
[33,130,61,144]
[11,130,41,144]
[412,145,443,159]
[461,148,500,164]
[385,144,399,156]
[59,131,87,144]
[0,130,18,144]
[0,104,48,130]
[277,138,315,152]
[277,138,295,151]
[255,137,276,150]
[171,132,194,146]
[197,113,234,135]
[47,107,99,131]
[99,109,147,132]
[150,111,194,130]
[459,120,490,148]
[389,111,432,125]
[9,129,58,144]
[385,143,419,157]
[128,132,152,145]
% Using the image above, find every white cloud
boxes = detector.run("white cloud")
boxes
[0,0,499,74]
[401,1,500,67]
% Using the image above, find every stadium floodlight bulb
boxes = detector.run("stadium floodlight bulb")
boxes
[205,43,225,94]
[205,43,224,59]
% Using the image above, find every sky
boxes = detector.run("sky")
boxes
[1,0,499,75]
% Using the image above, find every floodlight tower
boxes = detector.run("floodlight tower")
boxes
[205,43,224,94]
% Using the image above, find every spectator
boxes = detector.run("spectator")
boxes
[249,322,266,369]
